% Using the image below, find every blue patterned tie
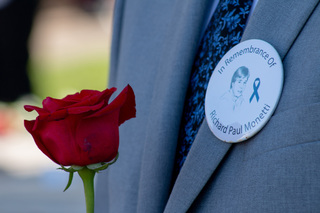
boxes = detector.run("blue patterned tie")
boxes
[174,0,253,176]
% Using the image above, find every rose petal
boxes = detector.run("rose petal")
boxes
[66,87,116,109]
[31,116,82,166]
[62,92,82,102]
[24,120,60,165]
[24,105,49,116]
[86,85,136,126]
[75,111,119,165]
[67,101,105,115]
[24,105,41,112]
[47,109,68,121]
[117,85,136,125]
[42,97,75,112]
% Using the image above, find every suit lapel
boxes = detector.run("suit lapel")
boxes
[242,0,319,58]
[165,122,231,213]
[164,0,319,212]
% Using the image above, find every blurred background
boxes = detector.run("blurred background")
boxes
[0,0,114,212]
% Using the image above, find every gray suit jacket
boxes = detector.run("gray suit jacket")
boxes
[96,0,320,212]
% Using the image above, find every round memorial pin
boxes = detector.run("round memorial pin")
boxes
[205,39,283,143]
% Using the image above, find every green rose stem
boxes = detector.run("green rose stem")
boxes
[78,168,96,213]
[59,153,119,213]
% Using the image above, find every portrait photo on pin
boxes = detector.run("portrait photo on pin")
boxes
[219,66,250,114]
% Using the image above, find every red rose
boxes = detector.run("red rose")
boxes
[24,85,136,166]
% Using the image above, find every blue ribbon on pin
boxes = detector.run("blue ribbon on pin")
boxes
[249,78,260,103]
